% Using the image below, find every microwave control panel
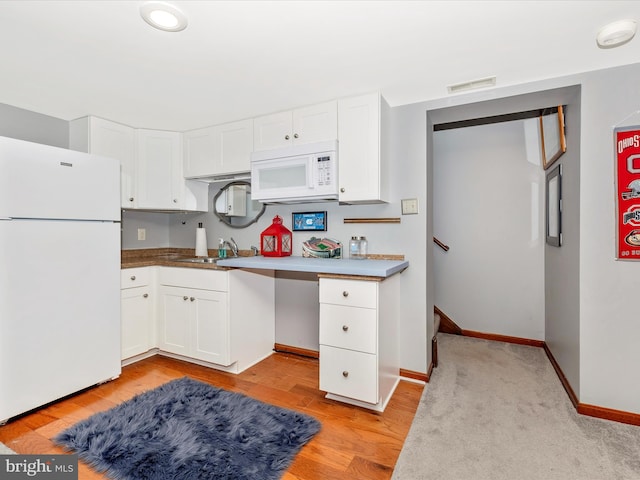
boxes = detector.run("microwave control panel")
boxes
[315,155,334,186]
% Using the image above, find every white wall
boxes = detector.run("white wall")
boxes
[433,119,546,340]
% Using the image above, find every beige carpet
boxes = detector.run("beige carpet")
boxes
[0,442,15,454]
[392,333,640,480]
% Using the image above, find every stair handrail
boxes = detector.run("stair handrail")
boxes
[433,236,450,252]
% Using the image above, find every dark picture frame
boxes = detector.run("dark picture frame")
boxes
[546,163,562,247]
[540,105,567,170]
[292,211,327,231]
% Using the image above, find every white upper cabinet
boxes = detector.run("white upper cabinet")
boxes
[70,117,207,212]
[337,92,390,204]
[183,126,215,179]
[136,129,185,210]
[183,119,253,179]
[69,116,136,208]
[253,100,337,151]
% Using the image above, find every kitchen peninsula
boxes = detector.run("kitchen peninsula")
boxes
[121,249,408,411]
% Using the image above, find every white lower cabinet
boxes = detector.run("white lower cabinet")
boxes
[120,268,154,361]
[319,275,400,412]
[158,285,230,365]
[156,267,275,373]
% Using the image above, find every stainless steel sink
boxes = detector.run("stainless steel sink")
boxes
[175,257,222,264]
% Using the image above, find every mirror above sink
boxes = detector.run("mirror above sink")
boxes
[213,180,266,229]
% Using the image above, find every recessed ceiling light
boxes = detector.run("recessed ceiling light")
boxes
[140,1,188,32]
[596,19,636,48]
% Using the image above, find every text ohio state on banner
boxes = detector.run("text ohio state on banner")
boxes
[616,127,640,259]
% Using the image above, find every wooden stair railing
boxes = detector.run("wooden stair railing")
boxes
[433,237,450,252]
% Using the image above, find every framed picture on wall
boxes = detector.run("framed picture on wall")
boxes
[540,105,567,170]
[292,211,327,231]
[546,163,562,247]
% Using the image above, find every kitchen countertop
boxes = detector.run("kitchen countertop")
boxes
[216,255,408,278]
[122,248,408,278]
[121,248,229,270]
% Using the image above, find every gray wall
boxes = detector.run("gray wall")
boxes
[433,119,546,341]
[121,210,171,248]
[545,90,581,398]
[577,63,640,413]
[0,103,68,148]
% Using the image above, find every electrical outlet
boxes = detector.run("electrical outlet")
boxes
[137,228,146,241]
[401,198,419,215]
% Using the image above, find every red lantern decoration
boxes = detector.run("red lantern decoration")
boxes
[260,215,292,257]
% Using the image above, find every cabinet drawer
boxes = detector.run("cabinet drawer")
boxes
[121,267,150,289]
[320,304,376,354]
[319,278,377,309]
[320,345,377,404]
[157,267,227,292]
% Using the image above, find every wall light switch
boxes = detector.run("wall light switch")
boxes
[137,228,146,241]
[401,198,419,215]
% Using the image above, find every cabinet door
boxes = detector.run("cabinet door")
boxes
[212,119,253,176]
[253,111,292,151]
[121,286,153,359]
[293,100,337,145]
[69,117,136,208]
[136,130,184,209]
[158,286,191,356]
[337,93,382,203]
[191,290,230,366]
[183,126,216,178]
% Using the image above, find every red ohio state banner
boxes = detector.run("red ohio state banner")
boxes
[616,127,640,259]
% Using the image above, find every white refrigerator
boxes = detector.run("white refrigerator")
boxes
[0,136,121,423]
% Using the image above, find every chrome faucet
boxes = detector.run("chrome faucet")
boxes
[223,237,239,257]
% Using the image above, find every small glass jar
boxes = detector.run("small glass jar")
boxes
[349,236,368,260]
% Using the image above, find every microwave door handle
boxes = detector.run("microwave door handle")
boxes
[307,157,315,189]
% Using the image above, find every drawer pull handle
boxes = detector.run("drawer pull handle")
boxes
[183,296,189,301]
[190,297,195,302]
[342,325,349,332]
[342,371,349,378]
[342,291,349,297]
[130,276,136,281]
[143,293,149,298]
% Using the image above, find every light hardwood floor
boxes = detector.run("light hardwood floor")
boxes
[0,353,424,479]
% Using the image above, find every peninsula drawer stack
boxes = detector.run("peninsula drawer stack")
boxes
[318,274,400,412]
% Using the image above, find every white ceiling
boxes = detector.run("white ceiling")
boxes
[1,1,639,132]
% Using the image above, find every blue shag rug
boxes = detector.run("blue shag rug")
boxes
[55,377,321,480]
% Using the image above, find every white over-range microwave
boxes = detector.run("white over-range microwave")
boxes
[250,140,338,203]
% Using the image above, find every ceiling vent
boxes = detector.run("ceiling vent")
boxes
[447,76,497,94]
